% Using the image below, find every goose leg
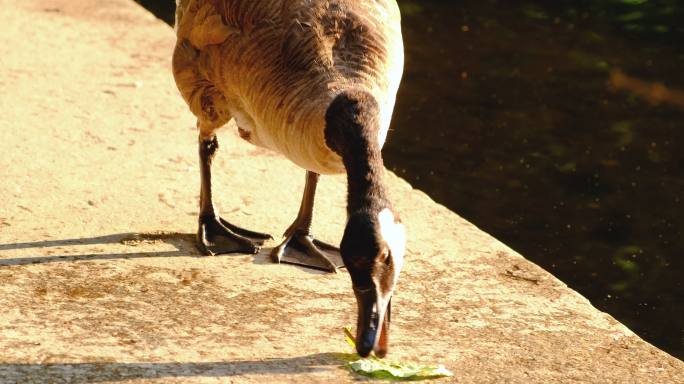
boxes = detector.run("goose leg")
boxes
[271,171,343,273]
[197,134,272,255]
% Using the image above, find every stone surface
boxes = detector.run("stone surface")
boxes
[0,0,682,383]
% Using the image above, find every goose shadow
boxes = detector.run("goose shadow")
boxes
[0,232,329,274]
[0,353,361,383]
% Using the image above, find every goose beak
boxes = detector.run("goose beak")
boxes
[354,287,392,358]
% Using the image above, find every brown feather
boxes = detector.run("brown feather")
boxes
[173,0,404,175]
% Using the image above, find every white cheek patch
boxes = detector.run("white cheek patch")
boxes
[378,208,406,273]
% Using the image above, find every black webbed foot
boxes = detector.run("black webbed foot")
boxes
[271,229,343,273]
[198,216,272,256]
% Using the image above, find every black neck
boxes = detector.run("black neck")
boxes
[343,134,390,215]
[324,90,390,216]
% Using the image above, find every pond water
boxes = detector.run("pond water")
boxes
[135,0,684,359]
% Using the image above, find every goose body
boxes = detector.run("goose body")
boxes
[173,0,404,174]
[172,0,406,358]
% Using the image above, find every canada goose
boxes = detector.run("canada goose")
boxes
[172,0,405,357]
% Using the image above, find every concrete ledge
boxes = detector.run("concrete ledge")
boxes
[1,1,682,383]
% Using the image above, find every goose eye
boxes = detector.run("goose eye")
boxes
[380,249,391,266]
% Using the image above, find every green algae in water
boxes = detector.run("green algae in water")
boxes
[343,327,454,381]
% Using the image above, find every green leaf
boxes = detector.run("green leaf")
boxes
[344,326,356,348]
[348,359,454,380]
[343,327,454,381]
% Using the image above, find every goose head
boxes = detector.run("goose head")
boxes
[341,207,405,358]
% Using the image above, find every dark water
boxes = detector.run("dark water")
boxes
[135,0,684,359]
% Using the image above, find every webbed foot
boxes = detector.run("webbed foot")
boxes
[198,216,272,256]
[271,229,343,273]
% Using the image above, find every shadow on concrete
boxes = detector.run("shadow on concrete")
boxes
[0,232,197,266]
[0,233,329,275]
[0,232,196,252]
[0,250,191,266]
[0,353,357,383]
